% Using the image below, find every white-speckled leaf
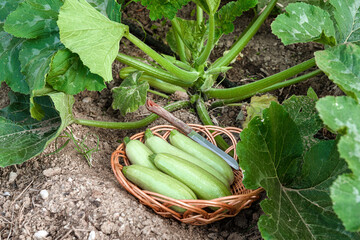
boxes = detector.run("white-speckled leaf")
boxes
[58,0,128,82]
[4,0,63,39]
[46,49,106,95]
[112,71,149,115]
[0,91,74,167]
[271,2,336,45]
[237,102,359,240]
[19,32,64,92]
[315,43,360,100]
[317,96,360,232]
[330,0,360,45]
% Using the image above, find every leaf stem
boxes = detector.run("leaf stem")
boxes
[147,89,169,99]
[171,18,188,62]
[116,53,191,86]
[74,100,189,129]
[195,13,216,67]
[125,32,199,82]
[210,69,322,108]
[205,58,316,99]
[196,5,203,26]
[209,0,278,70]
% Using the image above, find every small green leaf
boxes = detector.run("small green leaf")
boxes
[58,0,128,82]
[215,0,257,37]
[271,2,336,46]
[237,102,359,240]
[134,0,191,20]
[4,0,63,39]
[0,91,74,167]
[112,71,149,115]
[46,49,106,95]
[331,174,360,232]
[0,26,29,94]
[329,0,360,45]
[283,95,323,151]
[19,32,64,92]
[307,86,318,100]
[315,43,360,100]
[316,96,360,174]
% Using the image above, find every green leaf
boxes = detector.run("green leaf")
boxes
[58,0,128,82]
[112,71,149,115]
[0,0,23,23]
[307,86,318,100]
[46,49,106,95]
[315,43,360,100]
[215,0,257,36]
[87,0,122,22]
[4,0,63,39]
[169,18,206,59]
[237,102,359,239]
[283,95,323,151]
[134,0,191,20]
[316,96,360,175]
[331,174,360,232]
[271,2,336,46]
[19,32,64,92]
[0,91,74,167]
[329,0,360,45]
[0,26,29,94]
[193,0,220,14]
[317,96,360,232]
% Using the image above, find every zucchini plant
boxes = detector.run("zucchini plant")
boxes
[1,0,359,238]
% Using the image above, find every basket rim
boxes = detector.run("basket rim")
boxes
[110,124,264,225]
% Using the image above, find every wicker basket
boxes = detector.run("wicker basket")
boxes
[111,124,263,225]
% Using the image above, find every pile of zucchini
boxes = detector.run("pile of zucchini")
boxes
[122,129,235,212]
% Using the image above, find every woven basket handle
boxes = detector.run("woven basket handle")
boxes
[146,99,193,135]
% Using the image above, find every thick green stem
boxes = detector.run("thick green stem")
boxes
[171,18,187,63]
[147,89,169,99]
[210,0,278,70]
[74,100,189,129]
[116,53,191,87]
[196,5,203,26]
[210,69,322,108]
[195,14,216,67]
[196,97,233,155]
[125,32,198,82]
[206,58,316,99]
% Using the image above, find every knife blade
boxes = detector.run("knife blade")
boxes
[146,99,239,170]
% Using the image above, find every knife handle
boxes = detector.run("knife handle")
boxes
[146,99,193,135]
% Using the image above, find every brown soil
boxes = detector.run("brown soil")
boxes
[0,3,341,240]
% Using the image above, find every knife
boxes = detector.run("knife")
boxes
[145,99,239,170]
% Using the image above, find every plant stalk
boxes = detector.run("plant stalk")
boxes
[116,53,191,87]
[171,18,188,63]
[196,5,203,26]
[125,32,199,82]
[74,100,189,129]
[195,13,216,67]
[210,0,278,70]
[206,58,316,99]
[147,89,169,99]
[210,69,322,108]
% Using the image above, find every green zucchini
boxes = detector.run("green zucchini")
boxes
[124,137,157,170]
[122,165,197,212]
[169,130,235,185]
[144,130,230,188]
[151,153,231,200]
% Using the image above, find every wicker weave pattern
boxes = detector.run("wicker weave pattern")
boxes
[111,124,263,225]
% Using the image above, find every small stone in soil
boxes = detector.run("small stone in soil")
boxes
[43,167,62,177]
[88,230,96,240]
[8,171,18,183]
[82,97,92,103]
[33,230,49,239]
[40,190,49,200]
[3,191,11,196]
